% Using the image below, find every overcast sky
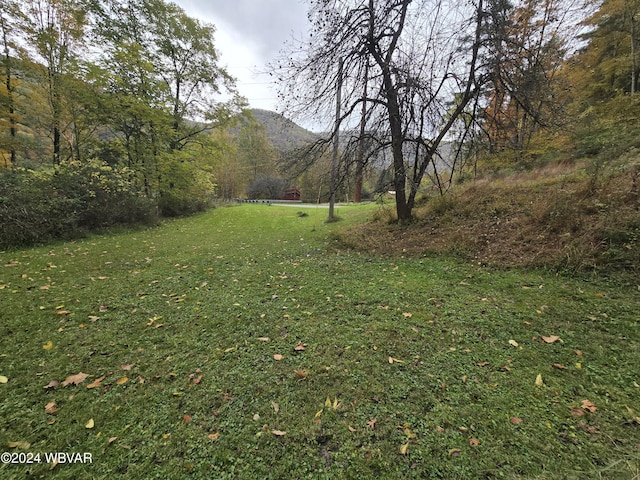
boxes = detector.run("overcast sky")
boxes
[173,0,310,119]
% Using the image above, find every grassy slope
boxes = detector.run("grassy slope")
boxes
[0,203,638,479]
[339,159,640,272]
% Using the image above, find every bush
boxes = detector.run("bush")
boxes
[0,160,157,249]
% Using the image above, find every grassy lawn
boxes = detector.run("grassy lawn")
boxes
[0,203,638,479]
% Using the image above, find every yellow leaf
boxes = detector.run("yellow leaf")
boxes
[42,341,54,350]
[402,312,413,318]
[535,374,544,386]
[400,443,409,455]
[7,441,30,450]
[85,418,94,429]
[0,375,8,384]
[388,357,404,364]
[325,396,332,407]
[315,409,323,418]
[575,362,582,369]
[116,377,128,385]
[508,339,519,347]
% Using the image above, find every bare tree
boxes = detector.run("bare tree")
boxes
[273,0,490,221]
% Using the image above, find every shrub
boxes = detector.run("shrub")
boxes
[0,160,157,249]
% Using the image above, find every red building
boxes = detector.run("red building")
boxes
[282,187,301,201]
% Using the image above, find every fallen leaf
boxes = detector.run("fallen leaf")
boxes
[257,337,269,342]
[43,380,59,390]
[56,310,70,316]
[469,438,480,446]
[116,377,128,385]
[45,401,59,414]
[448,448,461,457]
[581,400,597,413]
[510,417,523,424]
[108,437,117,444]
[183,415,191,423]
[294,341,306,351]
[208,432,219,441]
[388,357,404,364]
[253,414,260,421]
[348,425,356,433]
[508,339,519,347]
[541,335,561,344]
[400,443,409,455]
[293,369,308,380]
[86,376,105,389]
[42,341,54,350]
[570,407,586,416]
[535,374,544,386]
[402,312,413,318]
[574,350,583,358]
[272,401,279,414]
[190,375,203,385]
[552,363,568,370]
[271,430,286,436]
[89,316,100,322]
[120,364,133,371]
[366,418,377,429]
[85,418,94,429]
[273,354,284,361]
[7,441,30,450]
[61,372,89,387]
[0,375,7,384]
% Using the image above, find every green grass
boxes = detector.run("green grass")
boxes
[0,203,638,479]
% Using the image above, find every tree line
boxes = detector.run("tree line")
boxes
[0,0,289,247]
[274,0,640,221]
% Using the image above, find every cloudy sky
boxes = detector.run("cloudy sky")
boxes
[173,0,311,117]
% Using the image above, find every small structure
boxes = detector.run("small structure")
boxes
[282,187,301,201]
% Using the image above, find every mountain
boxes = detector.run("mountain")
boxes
[249,109,319,152]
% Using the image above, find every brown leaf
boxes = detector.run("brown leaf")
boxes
[257,337,270,342]
[45,401,59,414]
[271,430,286,436]
[61,372,89,387]
[108,437,117,444]
[366,418,377,429]
[570,407,586,416]
[448,448,461,457]
[273,354,284,361]
[581,400,597,413]
[191,375,203,385]
[294,341,306,351]
[293,369,308,380]
[574,349,583,358]
[510,417,523,424]
[183,415,191,423]
[86,376,105,389]
[541,335,561,344]
[208,432,219,441]
[121,364,133,371]
[469,438,480,446]
[43,380,59,390]
[552,363,568,370]
[56,310,70,316]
